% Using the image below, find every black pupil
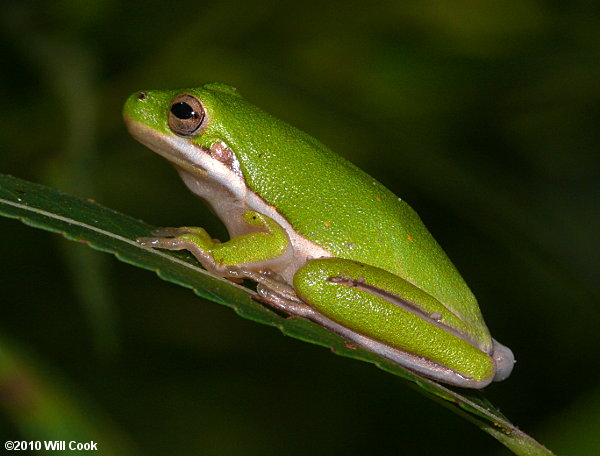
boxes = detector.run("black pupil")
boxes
[171,102,198,120]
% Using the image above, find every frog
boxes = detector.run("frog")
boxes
[123,83,514,388]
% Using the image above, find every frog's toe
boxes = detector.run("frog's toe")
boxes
[136,236,183,249]
[151,226,197,237]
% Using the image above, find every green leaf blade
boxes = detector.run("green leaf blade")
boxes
[0,173,554,456]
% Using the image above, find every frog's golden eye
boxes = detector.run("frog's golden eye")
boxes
[168,94,205,137]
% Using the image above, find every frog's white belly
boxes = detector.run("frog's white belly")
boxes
[175,154,332,285]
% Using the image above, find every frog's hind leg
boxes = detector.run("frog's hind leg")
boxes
[290,258,496,387]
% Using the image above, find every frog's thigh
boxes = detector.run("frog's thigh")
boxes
[293,258,494,382]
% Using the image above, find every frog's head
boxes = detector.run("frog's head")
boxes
[125,83,239,164]
[124,84,260,195]
[124,82,327,202]
[124,82,307,184]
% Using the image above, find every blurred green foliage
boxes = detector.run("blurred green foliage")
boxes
[0,0,598,454]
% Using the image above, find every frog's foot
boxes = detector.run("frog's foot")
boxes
[145,226,219,239]
[138,212,290,281]
[255,282,315,317]
[223,267,313,316]
[137,226,227,275]
[226,268,293,296]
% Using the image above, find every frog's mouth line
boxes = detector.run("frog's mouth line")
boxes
[124,115,209,173]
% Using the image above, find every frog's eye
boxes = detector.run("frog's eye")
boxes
[168,94,205,137]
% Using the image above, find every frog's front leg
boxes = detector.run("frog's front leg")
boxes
[292,258,498,388]
[137,211,290,279]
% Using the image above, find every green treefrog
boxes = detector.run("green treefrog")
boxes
[123,83,514,388]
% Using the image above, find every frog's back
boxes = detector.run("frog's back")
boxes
[200,85,486,332]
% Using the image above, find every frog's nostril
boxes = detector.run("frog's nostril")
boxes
[137,92,147,101]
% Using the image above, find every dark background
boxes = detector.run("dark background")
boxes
[1,1,599,454]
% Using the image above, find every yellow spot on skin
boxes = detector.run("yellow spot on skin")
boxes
[324,221,331,227]
[375,196,382,202]
[407,234,414,242]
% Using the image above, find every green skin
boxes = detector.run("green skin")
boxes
[123,83,514,388]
